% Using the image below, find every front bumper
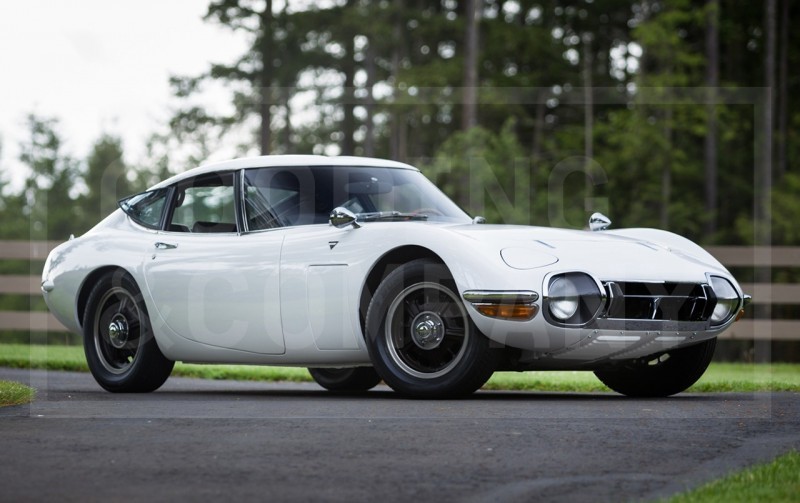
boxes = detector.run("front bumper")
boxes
[465,272,746,367]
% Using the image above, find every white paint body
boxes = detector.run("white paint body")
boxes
[42,155,745,370]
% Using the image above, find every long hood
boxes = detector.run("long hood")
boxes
[444,224,729,283]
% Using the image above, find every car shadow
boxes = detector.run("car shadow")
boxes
[150,387,740,402]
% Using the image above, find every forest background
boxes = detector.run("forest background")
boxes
[1,0,796,244]
[0,1,796,357]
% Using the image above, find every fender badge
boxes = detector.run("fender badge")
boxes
[328,241,339,250]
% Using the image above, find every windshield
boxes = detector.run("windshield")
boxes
[243,166,470,230]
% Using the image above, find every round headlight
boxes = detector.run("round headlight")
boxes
[710,276,738,325]
[548,276,580,320]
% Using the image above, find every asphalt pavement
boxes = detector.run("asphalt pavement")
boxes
[1,367,798,502]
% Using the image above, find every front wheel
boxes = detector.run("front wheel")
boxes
[365,259,499,398]
[82,271,174,392]
[594,338,716,397]
[308,367,382,392]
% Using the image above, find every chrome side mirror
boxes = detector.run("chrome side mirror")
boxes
[472,216,486,224]
[589,212,611,232]
[330,207,361,229]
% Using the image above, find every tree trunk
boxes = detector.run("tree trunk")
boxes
[755,0,776,362]
[704,0,719,236]
[760,0,775,243]
[341,6,356,156]
[259,0,273,155]
[661,107,673,230]
[280,1,290,153]
[583,34,594,212]
[397,116,407,163]
[390,0,403,160]
[777,0,788,178]
[531,91,545,163]
[283,87,292,153]
[364,38,376,157]
[462,0,480,131]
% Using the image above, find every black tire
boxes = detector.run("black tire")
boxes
[365,259,499,398]
[308,367,382,392]
[82,270,174,392]
[594,338,717,397]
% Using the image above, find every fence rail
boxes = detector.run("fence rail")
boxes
[1,240,798,340]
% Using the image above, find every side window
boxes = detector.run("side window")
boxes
[244,168,319,230]
[119,189,169,229]
[167,173,238,233]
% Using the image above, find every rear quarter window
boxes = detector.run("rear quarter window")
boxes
[118,189,169,229]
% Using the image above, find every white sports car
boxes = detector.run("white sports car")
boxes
[42,155,749,398]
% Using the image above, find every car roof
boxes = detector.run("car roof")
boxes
[150,155,419,190]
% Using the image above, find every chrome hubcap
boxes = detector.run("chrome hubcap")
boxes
[108,315,129,349]
[93,286,141,375]
[410,312,445,349]
[385,282,470,380]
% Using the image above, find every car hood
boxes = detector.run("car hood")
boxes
[444,224,728,282]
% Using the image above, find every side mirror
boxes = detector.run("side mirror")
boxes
[589,212,611,232]
[330,207,361,229]
[472,216,486,224]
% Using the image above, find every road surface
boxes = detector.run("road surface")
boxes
[1,367,798,502]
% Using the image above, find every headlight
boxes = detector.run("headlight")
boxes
[545,273,604,326]
[548,277,579,320]
[710,276,739,325]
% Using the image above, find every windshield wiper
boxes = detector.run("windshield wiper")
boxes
[358,211,429,222]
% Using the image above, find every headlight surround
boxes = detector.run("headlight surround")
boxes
[709,276,739,326]
[544,272,604,326]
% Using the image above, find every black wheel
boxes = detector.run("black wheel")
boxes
[82,271,174,392]
[594,338,717,397]
[308,367,382,392]
[365,259,499,398]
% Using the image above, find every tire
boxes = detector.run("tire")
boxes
[308,367,382,392]
[82,271,174,392]
[365,259,499,398]
[594,338,717,397]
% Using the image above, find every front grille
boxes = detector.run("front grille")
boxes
[603,281,714,322]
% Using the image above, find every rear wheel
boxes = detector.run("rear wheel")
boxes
[308,367,382,392]
[365,259,499,398]
[594,338,716,397]
[83,271,174,392]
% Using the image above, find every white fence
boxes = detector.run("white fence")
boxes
[1,240,797,341]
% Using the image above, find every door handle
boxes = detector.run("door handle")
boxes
[154,242,178,250]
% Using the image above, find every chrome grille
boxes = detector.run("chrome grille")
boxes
[603,281,713,322]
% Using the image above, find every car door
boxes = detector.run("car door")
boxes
[143,171,286,355]
[242,165,362,353]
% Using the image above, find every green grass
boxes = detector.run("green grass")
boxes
[664,450,800,502]
[487,362,800,393]
[1,343,799,392]
[486,370,610,392]
[688,362,800,393]
[0,380,35,407]
[0,343,312,383]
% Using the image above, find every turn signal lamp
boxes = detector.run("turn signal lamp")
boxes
[463,291,539,321]
[474,303,539,320]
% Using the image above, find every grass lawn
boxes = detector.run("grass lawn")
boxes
[664,450,800,502]
[0,380,35,407]
[1,343,799,392]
